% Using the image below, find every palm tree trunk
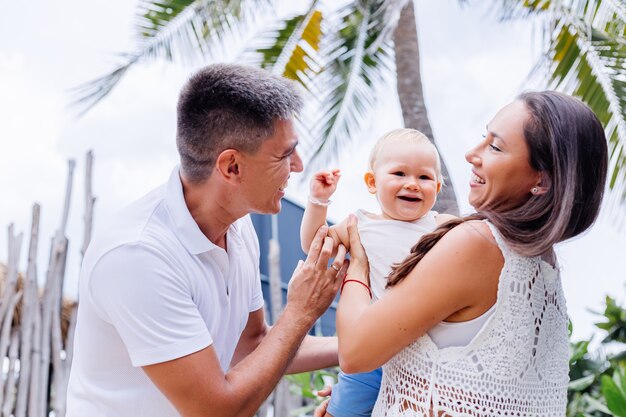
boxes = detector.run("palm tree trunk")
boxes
[394,0,459,216]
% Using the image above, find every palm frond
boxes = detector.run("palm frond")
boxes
[365,0,409,55]
[68,57,138,118]
[238,2,325,150]
[304,0,397,172]
[241,1,324,91]
[70,0,273,116]
[533,2,626,221]
[487,0,552,20]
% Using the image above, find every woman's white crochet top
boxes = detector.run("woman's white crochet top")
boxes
[372,222,569,417]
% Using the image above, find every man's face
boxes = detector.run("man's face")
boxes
[239,119,303,214]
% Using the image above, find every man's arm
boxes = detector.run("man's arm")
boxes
[287,334,338,374]
[230,308,268,369]
[231,309,338,374]
[143,226,347,417]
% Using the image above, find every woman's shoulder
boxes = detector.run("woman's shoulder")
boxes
[431,220,500,259]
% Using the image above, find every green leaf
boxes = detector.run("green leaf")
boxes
[570,340,590,364]
[585,393,612,414]
[602,372,626,416]
[569,374,596,391]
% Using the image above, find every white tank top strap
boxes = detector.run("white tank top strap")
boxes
[483,220,512,257]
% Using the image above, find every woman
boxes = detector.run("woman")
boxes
[324,91,608,416]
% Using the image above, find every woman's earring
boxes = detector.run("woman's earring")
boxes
[531,187,539,194]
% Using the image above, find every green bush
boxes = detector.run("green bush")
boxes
[568,296,626,416]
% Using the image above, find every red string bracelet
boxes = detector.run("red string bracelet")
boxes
[341,278,372,299]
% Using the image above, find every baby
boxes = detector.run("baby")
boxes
[300,128,455,417]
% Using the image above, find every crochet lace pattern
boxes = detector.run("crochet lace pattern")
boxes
[372,222,569,416]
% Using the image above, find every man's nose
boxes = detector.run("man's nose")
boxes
[291,149,304,173]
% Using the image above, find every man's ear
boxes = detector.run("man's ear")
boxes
[364,171,377,194]
[215,149,241,183]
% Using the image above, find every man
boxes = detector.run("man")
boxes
[67,64,347,417]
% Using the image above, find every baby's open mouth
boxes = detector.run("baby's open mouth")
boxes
[397,196,421,202]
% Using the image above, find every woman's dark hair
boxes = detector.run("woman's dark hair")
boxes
[388,91,608,287]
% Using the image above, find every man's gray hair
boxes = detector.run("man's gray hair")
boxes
[176,63,303,182]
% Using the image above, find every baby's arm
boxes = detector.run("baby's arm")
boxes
[300,169,341,253]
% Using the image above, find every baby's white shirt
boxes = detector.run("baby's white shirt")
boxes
[354,209,437,300]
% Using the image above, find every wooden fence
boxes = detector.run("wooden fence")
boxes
[0,151,321,416]
[0,151,94,417]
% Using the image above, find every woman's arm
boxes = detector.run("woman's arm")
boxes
[337,217,502,373]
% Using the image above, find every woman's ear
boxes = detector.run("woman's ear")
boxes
[364,171,377,194]
[215,149,241,183]
[531,171,550,195]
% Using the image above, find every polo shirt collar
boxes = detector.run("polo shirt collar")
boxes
[166,166,241,255]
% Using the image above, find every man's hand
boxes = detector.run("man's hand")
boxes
[345,214,369,285]
[287,225,348,324]
[310,169,341,202]
[142,226,349,417]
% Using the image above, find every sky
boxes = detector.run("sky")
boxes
[1,0,625,341]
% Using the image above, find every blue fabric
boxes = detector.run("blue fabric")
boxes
[326,368,382,417]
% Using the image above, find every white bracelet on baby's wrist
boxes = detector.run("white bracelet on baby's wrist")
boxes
[308,195,332,206]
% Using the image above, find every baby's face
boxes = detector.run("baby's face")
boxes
[366,141,440,221]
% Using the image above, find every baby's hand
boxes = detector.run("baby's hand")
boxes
[310,169,341,201]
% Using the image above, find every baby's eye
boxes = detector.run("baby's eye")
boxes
[392,171,405,176]
[419,175,432,180]
[489,143,502,152]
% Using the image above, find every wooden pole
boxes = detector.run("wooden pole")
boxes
[15,204,40,417]
[51,237,68,415]
[37,160,74,416]
[0,225,23,331]
[81,151,95,260]
[58,151,95,415]
[0,291,22,409]
[2,329,20,417]
[0,224,23,408]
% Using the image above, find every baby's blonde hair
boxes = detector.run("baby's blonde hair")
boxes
[368,128,443,183]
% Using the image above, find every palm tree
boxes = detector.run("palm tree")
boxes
[393,1,458,214]
[72,0,461,214]
[73,0,626,218]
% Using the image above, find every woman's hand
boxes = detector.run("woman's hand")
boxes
[345,214,370,286]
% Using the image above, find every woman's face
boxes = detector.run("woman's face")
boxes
[465,100,542,210]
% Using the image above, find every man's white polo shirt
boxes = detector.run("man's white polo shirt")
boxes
[66,167,265,417]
